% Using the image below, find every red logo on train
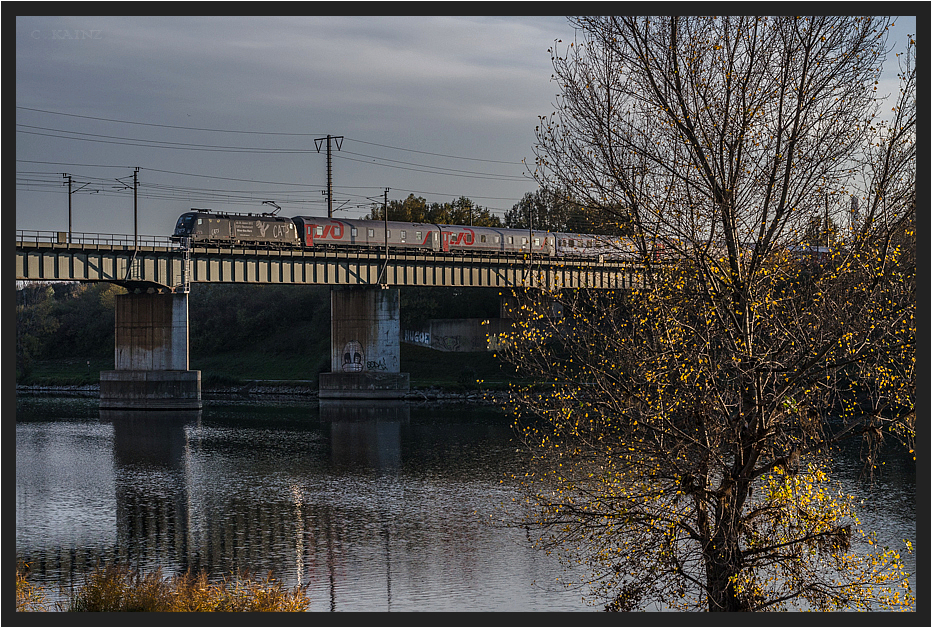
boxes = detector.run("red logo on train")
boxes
[440,228,474,251]
[306,222,344,246]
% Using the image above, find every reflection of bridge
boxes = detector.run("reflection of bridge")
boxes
[16,231,646,405]
[17,404,507,611]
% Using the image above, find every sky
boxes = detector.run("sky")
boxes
[14,14,918,240]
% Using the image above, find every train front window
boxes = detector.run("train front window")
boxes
[174,215,195,236]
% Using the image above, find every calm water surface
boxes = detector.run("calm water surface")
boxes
[16,395,916,612]
[16,395,592,612]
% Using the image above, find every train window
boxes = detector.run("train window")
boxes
[198,219,203,225]
[416,231,422,240]
[351,228,358,237]
[586,240,592,248]
[387,230,391,238]
[508,236,513,244]
[480,235,487,243]
[400,230,406,241]
[494,236,500,243]
[368,229,375,238]
[568,239,574,247]
[316,226,324,236]
[534,238,540,246]
[522,237,528,245]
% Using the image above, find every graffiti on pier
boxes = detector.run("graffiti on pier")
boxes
[342,341,364,372]
[366,357,388,371]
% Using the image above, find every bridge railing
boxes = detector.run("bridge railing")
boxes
[16,230,175,248]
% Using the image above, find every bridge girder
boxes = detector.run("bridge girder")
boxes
[15,240,643,291]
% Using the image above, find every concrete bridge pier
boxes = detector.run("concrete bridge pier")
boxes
[100,292,202,410]
[319,287,410,399]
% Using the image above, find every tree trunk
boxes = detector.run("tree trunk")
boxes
[705,536,746,611]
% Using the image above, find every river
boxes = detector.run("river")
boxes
[15,394,916,612]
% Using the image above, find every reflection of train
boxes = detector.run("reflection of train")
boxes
[171,209,640,260]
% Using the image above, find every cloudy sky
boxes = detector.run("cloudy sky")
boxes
[15,14,916,239]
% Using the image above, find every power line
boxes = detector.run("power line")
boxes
[18,125,527,180]
[17,106,321,136]
[17,126,314,153]
[17,160,531,209]
[17,106,525,164]
[343,136,520,165]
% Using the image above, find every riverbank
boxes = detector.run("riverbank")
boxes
[15,381,509,405]
[16,345,519,402]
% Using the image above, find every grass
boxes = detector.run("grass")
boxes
[17,562,309,612]
[192,351,327,387]
[19,344,524,391]
[401,343,522,389]
[17,357,113,386]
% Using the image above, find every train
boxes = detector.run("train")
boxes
[170,209,640,260]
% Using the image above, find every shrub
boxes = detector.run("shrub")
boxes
[64,563,310,612]
[16,563,49,612]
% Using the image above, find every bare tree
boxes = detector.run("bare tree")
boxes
[501,16,915,611]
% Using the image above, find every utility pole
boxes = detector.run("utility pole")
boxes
[315,135,344,218]
[378,187,390,288]
[64,174,72,243]
[63,174,94,243]
[133,167,139,249]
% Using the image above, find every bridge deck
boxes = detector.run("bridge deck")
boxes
[16,232,643,291]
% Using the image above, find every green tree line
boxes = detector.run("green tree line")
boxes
[16,281,504,385]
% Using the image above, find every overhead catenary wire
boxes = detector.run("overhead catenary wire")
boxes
[16,106,538,221]
[17,125,527,181]
[17,158,527,209]
[17,106,524,164]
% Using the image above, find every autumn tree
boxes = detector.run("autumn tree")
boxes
[499,16,915,612]
[365,193,502,227]
[505,187,633,235]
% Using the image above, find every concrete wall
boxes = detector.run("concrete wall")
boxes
[330,287,400,374]
[114,293,189,371]
[403,318,514,352]
[322,287,409,399]
[102,292,200,410]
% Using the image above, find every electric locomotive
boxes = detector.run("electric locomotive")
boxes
[171,209,301,247]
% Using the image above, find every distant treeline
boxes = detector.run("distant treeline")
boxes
[15,281,502,382]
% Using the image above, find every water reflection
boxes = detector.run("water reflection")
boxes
[103,410,201,575]
[18,397,915,612]
[320,401,406,610]
[321,400,407,473]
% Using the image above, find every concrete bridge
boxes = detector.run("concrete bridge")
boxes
[16,231,645,407]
